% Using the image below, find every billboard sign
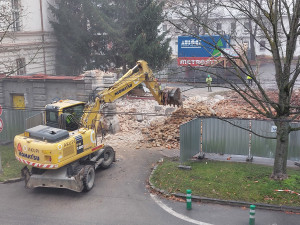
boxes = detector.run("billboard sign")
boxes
[177,35,231,66]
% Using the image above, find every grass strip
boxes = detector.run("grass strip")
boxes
[150,158,300,207]
[0,144,24,182]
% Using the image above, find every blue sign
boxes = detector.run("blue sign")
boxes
[178,35,230,58]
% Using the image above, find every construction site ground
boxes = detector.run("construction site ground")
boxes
[98,83,300,165]
[99,86,229,157]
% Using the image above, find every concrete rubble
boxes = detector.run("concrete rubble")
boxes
[101,94,216,150]
[92,68,300,151]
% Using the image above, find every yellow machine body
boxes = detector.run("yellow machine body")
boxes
[14,99,103,169]
[14,127,102,169]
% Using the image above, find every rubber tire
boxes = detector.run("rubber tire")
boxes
[82,165,95,192]
[73,165,84,176]
[100,146,115,169]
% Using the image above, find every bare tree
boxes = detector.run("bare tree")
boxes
[165,0,219,36]
[0,0,39,76]
[167,0,300,180]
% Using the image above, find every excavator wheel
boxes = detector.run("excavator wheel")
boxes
[100,146,115,169]
[82,165,95,192]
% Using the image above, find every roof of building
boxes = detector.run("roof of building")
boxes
[0,74,85,81]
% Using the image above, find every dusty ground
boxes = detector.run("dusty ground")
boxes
[91,63,300,154]
[99,86,230,152]
[99,85,300,154]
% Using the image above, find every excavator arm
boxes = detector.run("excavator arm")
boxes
[81,60,182,132]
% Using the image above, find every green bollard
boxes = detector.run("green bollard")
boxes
[186,189,192,210]
[249,205,256,225]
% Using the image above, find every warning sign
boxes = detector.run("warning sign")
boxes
[0,118,3,133]
[17,143,22,152]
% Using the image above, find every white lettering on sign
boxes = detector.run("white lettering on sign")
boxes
[271,126,277,133]
[179,59,219,67]
[181,39,202,48]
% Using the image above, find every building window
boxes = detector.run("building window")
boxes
[216,23,222,32]
[16,58,26,75]
[259,40,266,51]
[244,22,250,33]
[11,0,21,31]
[162,24,167,32]
[230,22,236,34]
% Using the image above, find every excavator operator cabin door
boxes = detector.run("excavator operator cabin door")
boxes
[12,94,25,109]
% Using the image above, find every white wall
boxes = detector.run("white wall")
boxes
[0,0,57,75]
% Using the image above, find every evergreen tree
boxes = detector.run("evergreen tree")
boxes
[49,0,96,75]
[127,0,172,70]
[99,0,171,72]
[50,0,171,75]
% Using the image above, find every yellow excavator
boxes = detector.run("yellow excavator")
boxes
[14,60,182,192]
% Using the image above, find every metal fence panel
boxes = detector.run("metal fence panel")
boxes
[288,123,300,161]
[25,112,44,129]
[180,117,300,162]
[0,109,40,143]
[180,118,201,162]
[251,120,277,158]
[202,118,249,155]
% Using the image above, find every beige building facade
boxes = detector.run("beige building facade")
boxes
[0,0,56,76]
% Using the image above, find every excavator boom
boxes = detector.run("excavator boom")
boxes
[81,60,182,132]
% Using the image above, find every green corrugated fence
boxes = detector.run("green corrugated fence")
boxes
[180,118,300,162]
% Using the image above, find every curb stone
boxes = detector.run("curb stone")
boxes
[0,177,23,184]
[149,158,300,213]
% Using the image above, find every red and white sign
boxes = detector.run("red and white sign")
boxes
[15,155,58,169]
[177,57,223,67]
[0,104,2,116]
[0,118,3,133]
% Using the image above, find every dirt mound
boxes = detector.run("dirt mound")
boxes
[142,103,214,149]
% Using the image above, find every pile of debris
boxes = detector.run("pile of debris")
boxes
[101,85,300,151]
[142,102,214,149]
[212,90,300,120]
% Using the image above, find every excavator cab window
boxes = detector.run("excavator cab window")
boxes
[46,110,59,128]
[60,104,85,131]
[46,103,85,130]
[63,104,84,121]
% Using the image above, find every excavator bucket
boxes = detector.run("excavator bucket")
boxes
[162,87,182,107]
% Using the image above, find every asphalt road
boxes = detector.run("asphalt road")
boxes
[0,148,191,225]
[1,146,300,225]
[1,79,300,225]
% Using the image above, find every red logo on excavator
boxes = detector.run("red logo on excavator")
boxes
[17,143,22,152]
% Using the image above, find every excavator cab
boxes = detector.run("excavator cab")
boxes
[45,100,85,131]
